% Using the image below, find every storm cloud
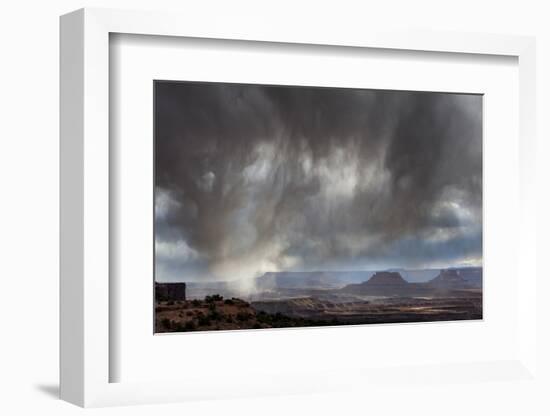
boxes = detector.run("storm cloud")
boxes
[154,81,482,283]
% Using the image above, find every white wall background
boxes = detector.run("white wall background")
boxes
[0,1,548,415]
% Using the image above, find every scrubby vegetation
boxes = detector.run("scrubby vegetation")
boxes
[205,294,224,303]
[155,295,332,333]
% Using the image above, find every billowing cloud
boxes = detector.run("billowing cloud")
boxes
[154,82,482,283]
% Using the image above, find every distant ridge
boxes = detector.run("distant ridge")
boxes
[340,268,481,296]
[255,271,373,290]
[182,267,482,297]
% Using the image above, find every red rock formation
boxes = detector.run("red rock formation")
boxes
[365,271,408,286]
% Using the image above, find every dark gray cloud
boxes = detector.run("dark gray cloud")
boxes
[154,81,482,283]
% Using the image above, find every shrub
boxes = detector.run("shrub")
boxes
[236,312,251,322]
[209,309,222,321]
[198,315,211,326]
[184,320,196,331]
[205,294,223,303]
[256,311,272,324]
[224,299,234,305]
[161,318,171,329]
[191,299,201,307]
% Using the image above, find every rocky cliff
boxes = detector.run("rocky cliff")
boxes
[155,282,187,301]
[427,269,472,289]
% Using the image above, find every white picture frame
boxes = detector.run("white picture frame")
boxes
[60,7,538,408]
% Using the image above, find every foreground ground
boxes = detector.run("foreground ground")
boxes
[155,292,482,333]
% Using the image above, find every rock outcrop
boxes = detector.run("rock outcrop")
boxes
[427,270,472,290]
[340,272,415,296]
[364,271,409,286]
[155,282,186,301]
[339,269,480,297]
[454,267,482,288]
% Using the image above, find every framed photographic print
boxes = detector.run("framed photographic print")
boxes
[152,81,483,334]
[60,7,539,408]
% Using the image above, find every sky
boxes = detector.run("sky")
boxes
[154,81,482,284]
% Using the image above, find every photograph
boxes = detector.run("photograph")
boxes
[153,81,483,333]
